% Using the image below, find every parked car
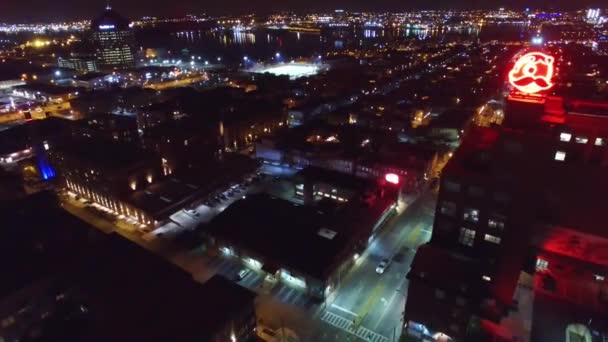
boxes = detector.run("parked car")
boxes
[235,268,251,281]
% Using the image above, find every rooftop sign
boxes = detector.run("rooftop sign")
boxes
[508,52,555,94]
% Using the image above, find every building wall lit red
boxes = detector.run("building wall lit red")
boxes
[403,51,608,341]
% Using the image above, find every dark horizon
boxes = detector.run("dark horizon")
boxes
[1,0,606,23]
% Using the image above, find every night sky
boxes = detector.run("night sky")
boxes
[1,0,605,22]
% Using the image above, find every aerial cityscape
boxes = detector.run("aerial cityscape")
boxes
[0,2,607,342]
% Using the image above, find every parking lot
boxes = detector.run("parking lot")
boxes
[147,172,267,239]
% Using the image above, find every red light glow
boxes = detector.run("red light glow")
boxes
[508,52,555,94]
[385,173,399,185]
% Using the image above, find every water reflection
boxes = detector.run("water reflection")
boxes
[144,23,522,63]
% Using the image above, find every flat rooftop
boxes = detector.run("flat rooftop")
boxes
[294,166,375,194]
[127,154,259,219]
[206,193,352,279]
[55,137,156,170]
[73,236,256,340]
[206,187,396,280]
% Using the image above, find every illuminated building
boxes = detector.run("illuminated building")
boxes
[49,137,161,227]
[58,56,99,73]
[91,6,135,70]
[204,169,397,301]
[403,52,608,341]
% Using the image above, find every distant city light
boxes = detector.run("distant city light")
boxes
[252,63,323,79]
[98,24,115,30]
[385,173,400,185]
[531,36,544,45]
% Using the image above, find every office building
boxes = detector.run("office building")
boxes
[58,57,99,73]
[91,6,135,70]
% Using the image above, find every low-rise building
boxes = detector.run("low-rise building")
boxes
[204,167,398,300]
[0,191,257,341]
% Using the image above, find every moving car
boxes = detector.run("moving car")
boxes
[376,258,390,274]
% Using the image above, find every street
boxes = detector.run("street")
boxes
[312,192,436,342]
[59,184,437,342]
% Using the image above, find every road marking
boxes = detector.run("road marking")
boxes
[356,280,385,323]
[320,311,389,342]
[331,304,359,317]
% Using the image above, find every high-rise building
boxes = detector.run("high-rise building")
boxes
[403,52,608,341]
[91,6,135,70]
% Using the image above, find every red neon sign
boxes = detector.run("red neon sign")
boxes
[508,52,555,94]
[385,173,399,185]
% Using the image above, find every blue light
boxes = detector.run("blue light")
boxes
[99,24,115,30]
[38,158,56,180]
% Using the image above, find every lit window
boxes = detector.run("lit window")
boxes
[482,275,491,282]
[536,258,549,271]
[594,137,605,146]
[463,208,480,223]
[488,216,505,230]
[459,228,476,247]
[554,151,566,161]
[484,234,501,244]
[559,132,571,142]
[439,201,457,217]
[575,136,588,144]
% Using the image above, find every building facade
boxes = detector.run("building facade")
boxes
[91,6,135,70]
[403,91,608,340]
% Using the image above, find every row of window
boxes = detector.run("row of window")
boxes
[439,201,506,230]
[536,258,605,282]
[559,132,606,146]
[458,227,502,247]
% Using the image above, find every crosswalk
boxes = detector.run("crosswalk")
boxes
[320,311,389,342]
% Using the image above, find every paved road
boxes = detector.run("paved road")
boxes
[318,191,436,342]
[60,187,437,342]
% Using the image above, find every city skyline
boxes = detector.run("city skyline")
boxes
[0,2,606,342]
[1,0,606,22]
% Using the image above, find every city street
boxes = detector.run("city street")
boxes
[316,192,436,342]
[59,184,437,342]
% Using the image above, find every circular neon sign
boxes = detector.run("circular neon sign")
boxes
[508,52,555,94]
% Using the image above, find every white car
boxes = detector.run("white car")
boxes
[376,258,390,274]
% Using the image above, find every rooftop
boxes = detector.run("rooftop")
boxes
[206,193,352,279]
[72,236,256,340]
[91,7,131,31]
[54,136,157,170]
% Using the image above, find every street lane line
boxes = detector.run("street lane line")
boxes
[331,304,359,317]
[357,281,385,323]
